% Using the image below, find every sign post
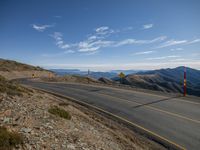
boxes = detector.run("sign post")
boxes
[183,67,186,96]
[118,72,125,84]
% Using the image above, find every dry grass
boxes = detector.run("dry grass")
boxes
[48,106,71,120]
[0,75,29,96]
[0,126,23,150]
[0,59,44,71]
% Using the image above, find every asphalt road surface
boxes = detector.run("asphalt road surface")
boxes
[21,80,200,150]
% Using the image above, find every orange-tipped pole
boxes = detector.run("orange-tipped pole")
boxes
[183,66,186,96]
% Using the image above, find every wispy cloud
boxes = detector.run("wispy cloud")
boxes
[78,40,114,52]
[32,24,54,32]
[188,39,200,44]
[115,36,166,47]
[147,55,180,60]
[77,35,165,52]
[155,40,187,48]
[48,25,199,56]
[50,28,167,55]
[50,32,70,49]
[143,24,154,29]
[95,26,114,35]
[170,48,183,51]
[155,38,200,49]
[134,51,155,55]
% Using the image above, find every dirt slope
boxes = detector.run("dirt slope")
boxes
[0,59,55,80]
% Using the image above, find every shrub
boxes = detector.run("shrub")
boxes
[0,126,23,150]
[0,75,28,96]
[48,106,71,120]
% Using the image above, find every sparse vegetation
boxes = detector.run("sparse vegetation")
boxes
[48,106,71,120]
[0,59,44,71]
[0,126,23,150]
[0,75,28,96]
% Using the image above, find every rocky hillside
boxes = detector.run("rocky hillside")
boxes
[122,67,200,96]
[0,59,55,80]
[0,59,43,71]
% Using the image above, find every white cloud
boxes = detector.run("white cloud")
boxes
[32,24,54,32]
[147,55,180,60]
[115,36,166,47]
[49,25,167,54]
[51,32,70,49]
[155,38,200,49]
[79,47,100,52]
[134,51,155,55]
[95,26,114,35]
[88,35,98,41]
[78,40,114,52]
[156,40,187,48]
[170,48,183,51]
[188,39,200,44]
[143,24,154,29]
[50,29,167,53]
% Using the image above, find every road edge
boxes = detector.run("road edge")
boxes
[25,85,186,150]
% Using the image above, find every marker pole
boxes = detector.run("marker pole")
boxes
[88,69,90,84]
[184,67,186,96]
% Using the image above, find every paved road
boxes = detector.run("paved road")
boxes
[21,80,200,150]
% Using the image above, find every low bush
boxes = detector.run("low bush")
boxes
[48,106,71,120]
[0,126,23,150]
[0,75,28,96]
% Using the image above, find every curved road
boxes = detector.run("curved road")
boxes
[21,80,200,150]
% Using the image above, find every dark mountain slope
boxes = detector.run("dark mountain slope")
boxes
[122,67,200,96]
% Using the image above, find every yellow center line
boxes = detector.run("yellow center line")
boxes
[48,81,200,106]
[96,92,200,124]
[44,84,200,124]
[48,84,200,124]
[32,87,186,150]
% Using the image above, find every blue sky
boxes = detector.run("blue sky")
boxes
[0,0,200,71]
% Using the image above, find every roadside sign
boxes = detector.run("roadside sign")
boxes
[118,72,125,78]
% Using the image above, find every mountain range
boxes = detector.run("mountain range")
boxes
[1,59,200,97]
[121,66,200,96]
[51,67,200,96]
[51,69,119,79]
